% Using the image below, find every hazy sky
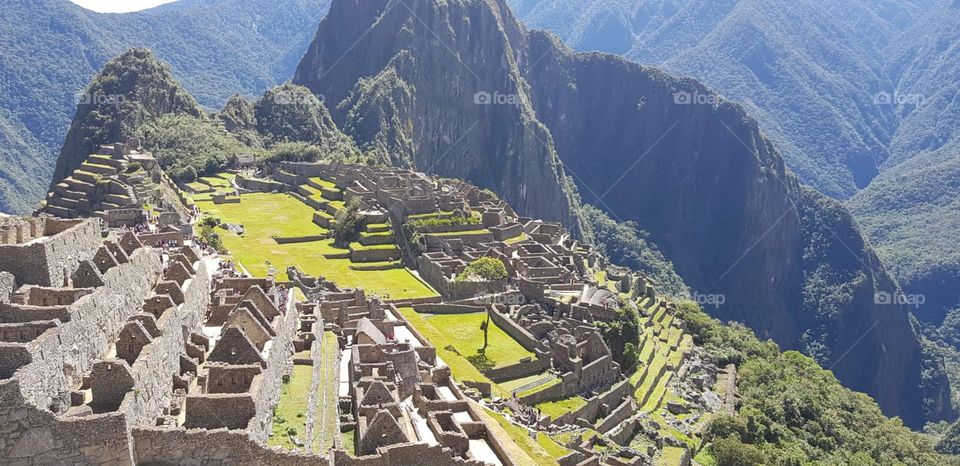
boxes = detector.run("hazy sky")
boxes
[70,0,178,13]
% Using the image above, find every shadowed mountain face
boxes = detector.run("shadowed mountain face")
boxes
[0,0,330,213]
[294,0,950,426]
[507,0,960,334]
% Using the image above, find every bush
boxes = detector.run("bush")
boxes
[596,305,641,370]
[171,165,198,182]
[333,198,363,246]
[712,437,765,466]
[455,257,508,282]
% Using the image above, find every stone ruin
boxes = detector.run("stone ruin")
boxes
[42,141,188,228]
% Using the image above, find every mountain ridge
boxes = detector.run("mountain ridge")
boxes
[292,0,949,427]
[0,0,330,213]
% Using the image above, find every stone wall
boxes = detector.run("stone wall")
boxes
[237,175,288,193]
[0,379,134,465]
[132,427,328,466]
[248,299,300,441]
[0,272,14,303]
[334,442,484,466]
[488,308,543,352]
[9,248,163,411]
[119,260,210,425]
[0,218,101,287]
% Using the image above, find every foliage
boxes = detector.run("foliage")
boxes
[679,302,946,465]
[332,197,363,247]
[408,214,481,229]
[456,257,508,282]
[595,305,641,371]
[258,142,327,166]
[0,0,329,213]
[197,220,224,253]
[135,114,253,180]
[581,205,688,298]
[711,437,765,466]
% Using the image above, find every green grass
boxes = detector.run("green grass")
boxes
[309,177,337,190]
[340,429,357,456]
[692,446,717,466]
[484,408,560,466]
[536,432,571,460]
[425,229,492,237]
[656,446,688,466]
[312,332,340,454]
[517,377,561,398]
[192,191,436,300]
[499,373,553,393]
[201,175,232,187]
[505,233,528,244]
[406,309,535,369]
[535,396,588,419]
[397,308,507,397]
[269,365,313,449]
[349,242,399,251]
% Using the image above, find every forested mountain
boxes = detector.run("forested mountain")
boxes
[50,44,950,464]
[506,0,960,324]
[292,0,950,427]
[0,0,329,214]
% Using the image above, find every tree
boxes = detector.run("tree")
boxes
[712,437,765,466]
[333,198,363,246]
[456,257,508,282]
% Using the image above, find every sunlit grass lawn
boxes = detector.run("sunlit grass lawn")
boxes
[269,365,313,449]
[193,191,436,300]
[397,307,506,397]
[406,309,535,369]
[535,396,588,419]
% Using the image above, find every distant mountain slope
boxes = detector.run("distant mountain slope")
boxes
[509,0,930,198]
[293,0,950,427]
[0,0,330,213]
[507,0,960,322]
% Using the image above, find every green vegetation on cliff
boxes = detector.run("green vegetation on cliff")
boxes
[679,303,945,465]
[581,204,687,298]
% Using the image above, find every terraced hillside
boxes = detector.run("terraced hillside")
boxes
[187,174,436,301]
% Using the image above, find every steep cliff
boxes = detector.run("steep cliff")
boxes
[294,0,583,234]
[293,0,946,426]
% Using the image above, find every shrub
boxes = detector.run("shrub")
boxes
[333,198,363,246]
[455,257,508,282]
[712,437,765,466]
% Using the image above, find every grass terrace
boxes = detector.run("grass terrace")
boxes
[192,190,437,300]
[403,309,535,370]
[535,395,588,420]
[483,408,567,466]
[397,308,506,397]
[269,365,313,449]
[312,332,340,453]
[309,177,337,190]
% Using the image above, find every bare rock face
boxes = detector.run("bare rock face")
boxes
[294,0,584,235]
[293,0,942,426]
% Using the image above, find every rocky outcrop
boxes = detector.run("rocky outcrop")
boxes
[293,0,944,426]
